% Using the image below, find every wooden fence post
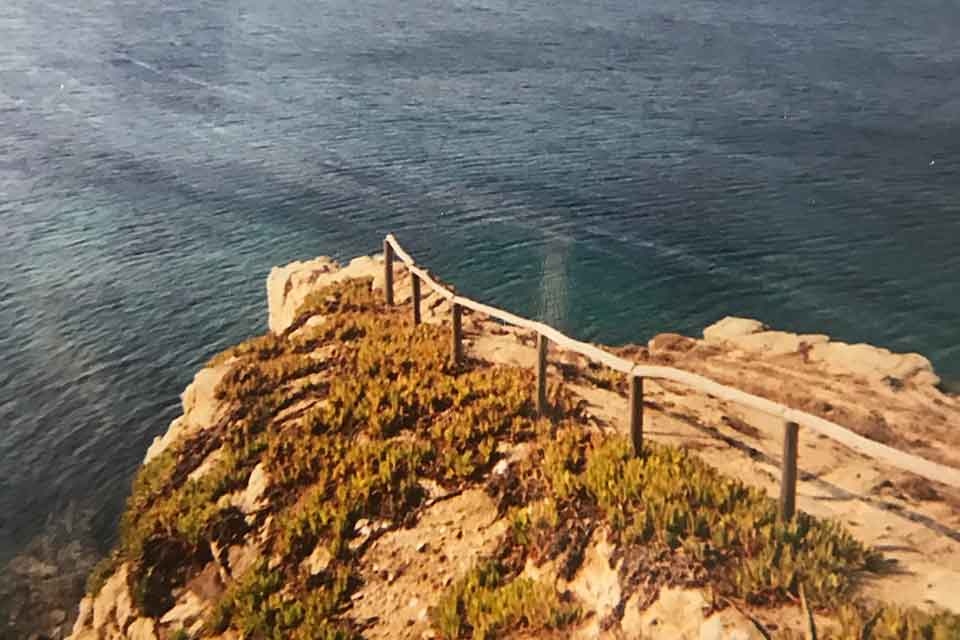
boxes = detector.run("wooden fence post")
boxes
[412,274,421,325]
[451,303,463,364]
[536,333,548,416]
[383,239,394,306]
[781,421,799,521]
[630,376,644,456]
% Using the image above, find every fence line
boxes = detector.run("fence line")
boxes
[382,234,960,516]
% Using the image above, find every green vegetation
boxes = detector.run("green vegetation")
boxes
[87,275,955,638]
[206,560,356,640]
[523,432,881,607]
[777,601,960,639]
[431,560,579,640]
[833,604,960,639]
[93,278,558,636]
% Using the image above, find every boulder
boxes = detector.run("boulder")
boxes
[180,365,230,428]
[185,563,226,605]
[703,317,766,344]
[701,317,940,386]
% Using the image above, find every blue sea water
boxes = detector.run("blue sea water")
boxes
[1,0,959,561]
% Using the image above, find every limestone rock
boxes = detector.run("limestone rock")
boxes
[145,364,230,464]
[267,256,339,334]
[565,530,621,623]
[703,317,767,343]
[621,587,709,639]
[289,314,327,341]
[701,316,940,386]
[266,254,387,334]
[144,416,186,465]
[303,544,333,575]
[73,596,94,635]
[809,341,939,385]
[720,331,829,357]
[160,590,208,629]
[126,617,158,640]
[91,563,134,635]
[234,462,270,514]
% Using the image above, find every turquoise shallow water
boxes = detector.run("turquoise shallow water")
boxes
[1,0,959,560]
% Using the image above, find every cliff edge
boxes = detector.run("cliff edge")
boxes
[63,252,960,640]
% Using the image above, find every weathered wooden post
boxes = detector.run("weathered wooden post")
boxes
[383,239,394,306]
[451,303,463,364]
[536,334,548,416]
[780,421,799,521]
[630,375,644,456]
[412,274,422,325]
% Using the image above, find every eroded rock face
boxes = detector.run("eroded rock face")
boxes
[91,563,135,637]
[266,256,340,335]
[808,341,939,386]
[266,255,386,334]
[702,316,939,386]
[62,254,957,640]
[144,363,231,465]
[126,617,158,640]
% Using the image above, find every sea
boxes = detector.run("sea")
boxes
[1,0,959,565]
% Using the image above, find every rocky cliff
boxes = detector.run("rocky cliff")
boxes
[60,252,960,640]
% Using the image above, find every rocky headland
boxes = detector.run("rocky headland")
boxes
[15,251,960,640]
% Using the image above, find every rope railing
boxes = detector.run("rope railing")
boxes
[382,234,960,520]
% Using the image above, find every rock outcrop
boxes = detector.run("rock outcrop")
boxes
[703,315,939,387]
[61,254,960,640]
[145,364,231,465]
[266,255,386,334]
